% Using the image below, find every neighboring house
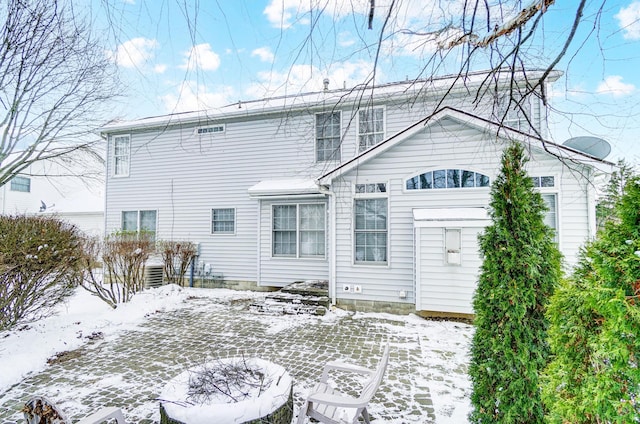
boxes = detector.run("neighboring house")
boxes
[0,152,104,236]
[101,70,611,316]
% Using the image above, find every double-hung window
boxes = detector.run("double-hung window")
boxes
[495,95,532,131]
[122,210,157,238]
[113,135,130,177]
[211,208,235,234]
[358,107,385,152]
[273,204,325,257]
[316,112,341,162]
[354,187,388,264]
[532,176,558,242]
[10,176,31,192]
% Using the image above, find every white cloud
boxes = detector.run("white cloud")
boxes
[154,64,167,74]
[245,60,375,99]
[180,44,221,71]
[251,47,275,63]
[616,1,640,40]
[161,81,234,113]
[108,37,158,68]
[264,0,370,28]
[596,75,636,97]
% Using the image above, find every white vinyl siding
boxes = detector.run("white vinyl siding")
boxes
[112,135,130,177]
[358,107,385,152]
[316,111,341,162]
[333,116,589,305]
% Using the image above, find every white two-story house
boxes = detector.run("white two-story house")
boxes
[101,70,610,316]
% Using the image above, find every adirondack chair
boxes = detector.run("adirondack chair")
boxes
[296,343,390,424]
[23,396,126,424]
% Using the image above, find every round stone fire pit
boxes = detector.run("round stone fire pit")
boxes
[159,357,292,424]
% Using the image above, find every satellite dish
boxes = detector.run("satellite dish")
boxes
[562,136,611,160]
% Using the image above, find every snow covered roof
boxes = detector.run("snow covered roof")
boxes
[247,179,323,198]
[101,69,561,134]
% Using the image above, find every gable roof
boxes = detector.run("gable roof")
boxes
[318,106,614,185]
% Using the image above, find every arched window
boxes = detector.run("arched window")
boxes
[406,169,490,190]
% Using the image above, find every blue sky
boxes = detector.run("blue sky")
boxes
[91,0,640,163]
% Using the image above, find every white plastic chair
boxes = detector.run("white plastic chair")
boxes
[296,343,390,424]
[23,396,126,424]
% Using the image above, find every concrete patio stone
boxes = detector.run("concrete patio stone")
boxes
[0,290,472,423]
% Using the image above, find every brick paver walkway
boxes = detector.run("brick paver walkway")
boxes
[0,291,472,423]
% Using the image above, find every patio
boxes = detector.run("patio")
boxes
[0,288,473,423]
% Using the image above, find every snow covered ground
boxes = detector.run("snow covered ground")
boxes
[0,286,474,423]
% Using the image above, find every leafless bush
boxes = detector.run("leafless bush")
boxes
[157,240,198,287]
[78,236,118,308]
[187,356,272,404]
[0,215,84,330]
[100,231,154,304]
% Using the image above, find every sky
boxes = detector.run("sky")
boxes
[86,0,640,163]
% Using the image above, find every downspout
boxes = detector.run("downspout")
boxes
[586,167,597,239]
[256,199,262,287]
[318,184,336,306]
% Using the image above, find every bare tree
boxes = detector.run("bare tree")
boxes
[0,0,119,188]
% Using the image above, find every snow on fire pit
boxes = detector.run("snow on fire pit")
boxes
[159,357,293,424]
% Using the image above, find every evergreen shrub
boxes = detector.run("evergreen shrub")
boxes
[469,143,562,423]
[542,178,640,423]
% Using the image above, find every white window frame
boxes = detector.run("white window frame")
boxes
[353,185,389,265]
[495,94,532,131]
[533,175,559,244]
[211,208,236,235]
[195,124,225,135]
[315,111,342,162]
[403,168,491,192]
[357,106,385,152]
[444,228,462,266]
[121,210,157,238]
[112,134,130,177]
[10,176,31,192]
[271,203,326,259]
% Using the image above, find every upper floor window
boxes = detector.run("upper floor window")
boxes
[122,210,157,239]
[316,111,341,162]
[273,203,326,258]
[406,169,490,190]
[358,107,385,152]
[212,208,235,234]
[10,176,31,192]
[112,135,130,177]
[494,94,532,131]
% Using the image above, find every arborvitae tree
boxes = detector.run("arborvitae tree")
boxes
[542,178,640,423]
[595,159,635,230]
[469,142,562,423]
